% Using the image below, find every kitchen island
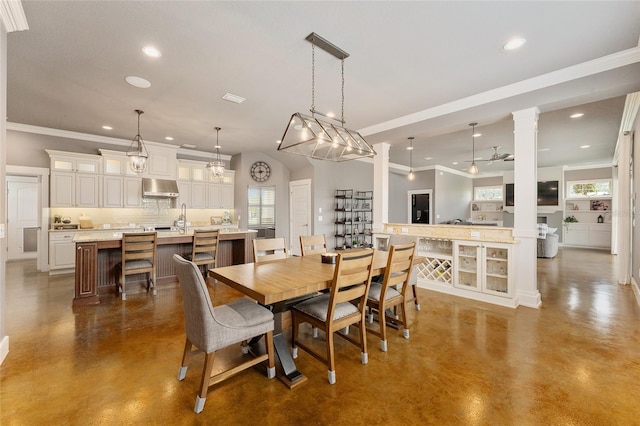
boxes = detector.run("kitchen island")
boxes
[72,229,257,306]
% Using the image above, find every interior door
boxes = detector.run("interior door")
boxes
[289,179,312,256]
[408,190,433,224]
[7,177,40,260]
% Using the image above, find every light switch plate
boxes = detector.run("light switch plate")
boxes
[470,231,480,238]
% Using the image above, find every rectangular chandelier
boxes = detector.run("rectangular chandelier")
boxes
[277,33,376,161]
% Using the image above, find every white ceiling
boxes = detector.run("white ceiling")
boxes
[6,1,640,175]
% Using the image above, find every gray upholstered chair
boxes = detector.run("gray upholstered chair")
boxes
[173,254,275,413]
[366,242,416,352]
[291,250,375,384]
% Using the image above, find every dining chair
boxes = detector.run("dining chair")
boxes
[366,242,416,352]
[116,231,157,300]
[186,229,219,277]
[300,234,327,256]
[291,249,375,384]
[173,254,275,414]
[252,237,287,263]
[388,234,421,310]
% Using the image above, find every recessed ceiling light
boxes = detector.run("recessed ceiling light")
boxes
[165,136,174,141]
[473,133,482,138]
[222,93,246,104]
[424,157,433,160]
[276,140,282,144]
[326,112,335,118]
[102,125,113,130]
[406,146,414,151]
[452,161,459,165]
[181,144,196,149]
[503,37,526,51]
[538,147,550,152]
[580,145,591,149]
[570,113,584,118]
[142,46,162,58]
[125,76,151,89]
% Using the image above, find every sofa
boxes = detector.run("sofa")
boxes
[537,233,559,258]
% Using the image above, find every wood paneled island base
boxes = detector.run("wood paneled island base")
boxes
[73,230,257,306]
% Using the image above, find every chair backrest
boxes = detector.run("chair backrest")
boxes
[192,229,220,265]
[326,250,375,319]
[253,237,287,263]
[173,254,218,352]
[380,242,416,297]
[386,235,419,285]
[300,234,327,256]
[122,232,157,271]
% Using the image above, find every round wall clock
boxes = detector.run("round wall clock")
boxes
[250,161,271,182]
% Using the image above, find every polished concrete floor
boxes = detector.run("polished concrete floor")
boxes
[1,247,639,424]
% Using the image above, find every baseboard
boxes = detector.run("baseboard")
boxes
[632,276,640,307]
[0,335,9,365]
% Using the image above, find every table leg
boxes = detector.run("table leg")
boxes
[270,303,307,389]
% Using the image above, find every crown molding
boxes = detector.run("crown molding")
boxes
[359,47,640,137]
[0,0,28,32]
[6,122,232,161]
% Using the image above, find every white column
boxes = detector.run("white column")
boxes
[512,108,541,308]
[616,132,632,284]
[372,142,390,232]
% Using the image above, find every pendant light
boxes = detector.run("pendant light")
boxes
[207,127,226,180]
[278,32,376,161]
[126,109,149,173]
[407,136,415,180]
[467,122,479,175]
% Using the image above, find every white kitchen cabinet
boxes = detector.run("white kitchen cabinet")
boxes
[103,176,124,208]
[563,223,610,248]
[178,160,208,182]
[207,171,235,208]
[177,181,192,208]
[49,231,77,271]
[191,182,207,209]
[47,150,101,174]
[124,177,142,207]
[146,146,177,179]
[453,241,511,297]
[50,172,99,208]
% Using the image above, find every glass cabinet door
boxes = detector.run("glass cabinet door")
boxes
[483,244,510,296]
[454,242,481,292]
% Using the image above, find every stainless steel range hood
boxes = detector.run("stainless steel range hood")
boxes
[142,178,180,198]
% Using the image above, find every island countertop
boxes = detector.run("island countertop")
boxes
[73,228,257,243]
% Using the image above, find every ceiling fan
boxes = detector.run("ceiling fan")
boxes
[485,146,514,164]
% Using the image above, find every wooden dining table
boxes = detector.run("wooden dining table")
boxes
[209,249,423,388]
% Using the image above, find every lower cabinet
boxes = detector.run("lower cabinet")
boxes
[74,242,99,306]
[49,232,78,271]
[563,223,611,248]
[454,241,511,297]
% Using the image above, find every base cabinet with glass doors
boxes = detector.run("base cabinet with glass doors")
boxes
[454,241,512,298]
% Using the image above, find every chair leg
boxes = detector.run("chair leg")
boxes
[151,270,157,296]
[265,331,276,379]
[291,313,299,359]
[412,284,420,310]
[326,330,336,384]
[400,299,409,339]
[178,338,192,380]
[359,317,368,364]
[378,303,388,352]
[195,352,215,414]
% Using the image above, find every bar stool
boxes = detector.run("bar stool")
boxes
[116,232,157,300]
[186,229,220,277]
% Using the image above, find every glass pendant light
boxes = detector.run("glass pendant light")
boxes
[407,136,415,180]
[207,127,226,180]
[467,122,479,175]
[126,109,149,173]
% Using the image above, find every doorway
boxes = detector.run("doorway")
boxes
[6,166,50,270]
[408,189,433,224]
[289,179,311,256]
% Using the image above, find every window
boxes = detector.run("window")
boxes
[566,179,611,198]
[248,186,275,228]
[474,185,503,201]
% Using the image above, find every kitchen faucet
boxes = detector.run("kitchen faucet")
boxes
[180,203,187,234]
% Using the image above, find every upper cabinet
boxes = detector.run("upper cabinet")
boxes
[47,150,101,174]
[47,150,101,207]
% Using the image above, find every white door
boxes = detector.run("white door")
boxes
[289,179,312,256]
[7,177,40,260]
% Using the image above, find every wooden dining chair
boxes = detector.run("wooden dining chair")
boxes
[291,249,375,384]
[186,229,219,277]
[173,255,275,413]
[116,231,157,300]
[252,237,287,263]
[300,234,328,256]
[366,242,416,352]
[388,234,421,310]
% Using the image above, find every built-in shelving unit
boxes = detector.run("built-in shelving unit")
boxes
[334,189,373,249]
[564,197,611,248]
[469,200,504,225]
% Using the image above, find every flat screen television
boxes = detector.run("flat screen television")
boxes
[505,181,559,206]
